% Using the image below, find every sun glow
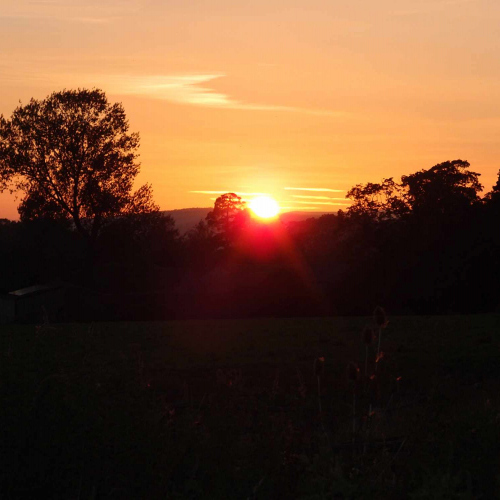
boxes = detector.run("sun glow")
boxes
[249,196,280,219]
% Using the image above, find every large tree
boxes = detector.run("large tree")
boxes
[401,159,482,216]
[206,192,249,245]
[485,169,500,204]
[346,177,408,221]
[0,88,158,243]
[347,160,482,220]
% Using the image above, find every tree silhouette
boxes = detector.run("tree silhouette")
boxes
[0,88,158,244]
[401,160,482,216]
[485,169,500,205]
[346,177,407,221]
[206,192,249,245]
[492,169,500,194]
[347,160,482,220]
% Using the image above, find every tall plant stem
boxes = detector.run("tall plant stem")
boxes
[376,327,382,373]
[363,403,372,455]
[317,377,322,415]
[352,391,356,457]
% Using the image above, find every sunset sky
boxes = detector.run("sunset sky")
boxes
[1,0,500,219]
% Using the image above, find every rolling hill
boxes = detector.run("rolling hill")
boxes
[163,208,336,234]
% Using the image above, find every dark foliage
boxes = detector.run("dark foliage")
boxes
[205,192,250,247]
[2,159,500,321]
[0,89,159,245]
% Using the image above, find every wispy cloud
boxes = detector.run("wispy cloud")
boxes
[392,0,477,16]
[109,75,236,107]
[0,67,341,115]
[292,200,351,206]
[69,17,112,24]
[2,0,140,23]
[280,206,318,211]
[209,197,256,203]
[0,12,112,23]
[291,195,347,200]
[190,190,267,196]
[284,187,344,193]
[97,74,339,115]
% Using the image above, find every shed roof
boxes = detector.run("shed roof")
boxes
[9,283,63,297]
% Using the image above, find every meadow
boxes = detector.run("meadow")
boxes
[1,314,499,499]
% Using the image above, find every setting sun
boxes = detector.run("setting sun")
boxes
[249,196,280,219]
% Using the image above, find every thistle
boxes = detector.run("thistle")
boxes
[271,368,280,400]
[296,368,307,399]
[373,306,388,329]
[347,362,359,454]
[362,326,373,377]
[363,326,374,345]
[373,307,388,372]
[347,361,359,383]
[314,356,325,378]
[314,357,325,415]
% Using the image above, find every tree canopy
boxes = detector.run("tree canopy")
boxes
[401,160,482,216]
[1,154,500,319]
[485,169,500,205]
[347,160,482,221]
[206,192,249,245]
[0,88,158,243]
[346,177,406,221]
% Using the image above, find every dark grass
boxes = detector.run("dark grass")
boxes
[1,315,500,499]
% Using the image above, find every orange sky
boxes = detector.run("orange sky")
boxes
[1,0,500,219]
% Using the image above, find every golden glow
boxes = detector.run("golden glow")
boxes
[1,0,500,221]
[249,196,280,219]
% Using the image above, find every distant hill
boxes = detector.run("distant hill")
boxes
[163,208,336,235]
[162,208,212,234]
[279,211,335,224]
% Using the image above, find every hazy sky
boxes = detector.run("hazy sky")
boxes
[1,0,500,218]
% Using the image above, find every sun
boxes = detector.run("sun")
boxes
[249,196,280,219]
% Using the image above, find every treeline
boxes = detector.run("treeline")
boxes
[1,159,499,321]
[2,90,497,319]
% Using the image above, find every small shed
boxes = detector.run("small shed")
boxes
[0,283,66,323]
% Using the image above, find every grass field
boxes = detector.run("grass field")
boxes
[1,314,500,499]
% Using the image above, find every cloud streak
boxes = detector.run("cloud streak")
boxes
[109,75,239,108]
[101,74,339,115]
[291,195,347,200]
[2,0,140,23]
[0,67,341,115]
[392,0,477,16]
[190,190,267,196]
[284,187,344,193]
[280,206,320,211]
[291,200,351,206]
